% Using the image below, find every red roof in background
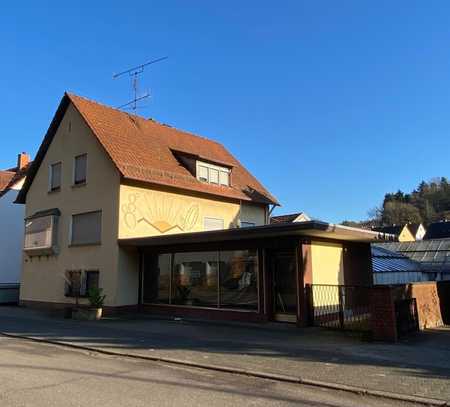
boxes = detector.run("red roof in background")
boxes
[0,163,31,198]
[0,171,15,192]
[17,93,278,205]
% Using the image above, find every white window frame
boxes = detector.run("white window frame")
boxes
[203,217,225,231]
[196,160,230,186]
[73,153,88,186]
[48,162,62,192]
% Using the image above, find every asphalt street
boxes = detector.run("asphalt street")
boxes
[0,336,416,407]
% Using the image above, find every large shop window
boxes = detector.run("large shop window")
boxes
[143,249,258,311]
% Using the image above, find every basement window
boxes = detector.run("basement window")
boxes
[196,161,230,186]
[65,270,99,297]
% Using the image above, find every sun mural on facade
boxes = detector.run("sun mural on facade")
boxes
[121,192,200,234]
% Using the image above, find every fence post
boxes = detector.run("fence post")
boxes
[305,284,314,326]
[338,286,345,329]
[369,286,398,342]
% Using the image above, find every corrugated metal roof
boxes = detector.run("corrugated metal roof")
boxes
[371,246,423,273]
[375,239,450,273]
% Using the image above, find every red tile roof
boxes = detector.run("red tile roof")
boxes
[0,171,15,192]
[270,212,310,224]
[17,93,278,205]
[0,163,31,198]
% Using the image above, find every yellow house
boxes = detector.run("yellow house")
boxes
[17,93,389,324]
[16,93,277,310]
[373,225,415,242]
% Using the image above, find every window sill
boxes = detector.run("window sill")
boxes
[48,188,61,194]
[65,294,88,299]
[71,182,87,189]
[68,242,101,248]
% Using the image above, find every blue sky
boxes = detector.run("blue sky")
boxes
[1,1,449,222]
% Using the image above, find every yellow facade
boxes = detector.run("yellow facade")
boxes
[21,102,268,307]
[20,104,121,307]
[310,241,345,285]
[398,226,415,242]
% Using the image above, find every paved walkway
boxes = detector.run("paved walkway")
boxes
[0,306,449,402]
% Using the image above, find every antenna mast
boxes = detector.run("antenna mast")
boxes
[113,56,168,112]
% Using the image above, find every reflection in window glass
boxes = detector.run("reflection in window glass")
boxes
[219,250,258,310]
[172,252,218,307]
[143,254,171,304]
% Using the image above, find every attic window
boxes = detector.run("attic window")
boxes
[196,161,230,186]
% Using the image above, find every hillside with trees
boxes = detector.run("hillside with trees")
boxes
[342,177,450,227]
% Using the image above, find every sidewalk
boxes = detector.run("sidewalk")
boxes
[0,306,449,403]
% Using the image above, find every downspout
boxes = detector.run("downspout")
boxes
[267,204,276,224]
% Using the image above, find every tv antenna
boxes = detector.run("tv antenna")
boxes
[113,56,168,112]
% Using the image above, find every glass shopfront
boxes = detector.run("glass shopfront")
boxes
[143,249,258,311]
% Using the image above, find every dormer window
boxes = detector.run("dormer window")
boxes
[196,161,230,186]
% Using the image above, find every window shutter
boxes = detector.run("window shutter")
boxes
[24,216,53,249]
[219,170,229,186]
[198,165,208,181]
[74,154,87,184]
[50,162,61,190]
[71,211,102,245]
[209,168,219,184]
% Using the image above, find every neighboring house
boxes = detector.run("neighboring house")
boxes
[270,212,311,224]
[424,221,450,240]
[17,93,389,323]
[371,245,430,285]
[407,223,426,241]
[373,225,415,242]
[0,153,31,303]
[377,239,450,281]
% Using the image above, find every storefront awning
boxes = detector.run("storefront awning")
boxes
[118,221,395,248]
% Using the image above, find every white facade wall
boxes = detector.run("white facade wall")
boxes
[0,181,25,284]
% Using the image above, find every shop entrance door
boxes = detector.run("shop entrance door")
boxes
[269,250,298,323]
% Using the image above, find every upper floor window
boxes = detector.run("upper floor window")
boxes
[70,210,102,246]
[240,221,256,228]
[49,162,62,192]
[196,161,230,186]
[74,154,87,185]
[24,209,60,255]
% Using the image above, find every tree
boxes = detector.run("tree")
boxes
[381,201,422,225]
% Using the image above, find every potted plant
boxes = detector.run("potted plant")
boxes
[86,287,106,320]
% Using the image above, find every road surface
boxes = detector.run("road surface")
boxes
[0,336,414,407]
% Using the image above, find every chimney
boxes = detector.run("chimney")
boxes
[17,152,30,170]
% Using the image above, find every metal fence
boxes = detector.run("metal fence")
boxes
[307,284,371,332]
[395,298,419,337]
[0,283,20,304]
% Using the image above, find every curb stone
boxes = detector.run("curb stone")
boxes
[1,331,448,407]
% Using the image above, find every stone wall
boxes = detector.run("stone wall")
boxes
[391,282,443,330]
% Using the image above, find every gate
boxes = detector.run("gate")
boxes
[307,284,371,332]
[395,298,419,336]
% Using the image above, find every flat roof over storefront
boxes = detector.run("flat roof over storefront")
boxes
[118,220,395,248]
